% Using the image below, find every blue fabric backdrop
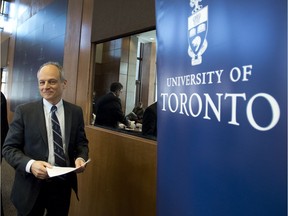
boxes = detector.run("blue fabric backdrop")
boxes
[156,0,287,215]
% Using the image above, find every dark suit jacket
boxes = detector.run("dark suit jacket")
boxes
[94,92,128,128]
[2,99,89,215]
[142,102,157,137]
[1,92,9,159]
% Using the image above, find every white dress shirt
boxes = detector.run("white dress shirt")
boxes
[25,99,66,172]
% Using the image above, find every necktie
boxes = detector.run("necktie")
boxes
[51,105,66,167]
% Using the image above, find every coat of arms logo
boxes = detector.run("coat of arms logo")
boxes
[188,0,208,66]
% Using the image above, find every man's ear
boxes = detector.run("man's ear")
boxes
[63,80,67,89]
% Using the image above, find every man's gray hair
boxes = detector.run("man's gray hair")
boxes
[38,61,66,81]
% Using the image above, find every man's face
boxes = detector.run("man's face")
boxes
[37,64,66,105]
[115,89,122,98]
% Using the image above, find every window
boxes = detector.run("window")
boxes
[91,30,157,139]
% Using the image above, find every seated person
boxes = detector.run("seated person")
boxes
[142,102,157,137]
[126,102,145,123]
[94,82,129,128]
[132,102,144,123]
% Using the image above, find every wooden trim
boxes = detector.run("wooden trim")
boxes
[63,0,84,104]
[75,0,94,125]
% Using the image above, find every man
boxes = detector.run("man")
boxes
[1,91,9,216]
[1,92,9,155]
[94,82,129,128]
[142,101,157,137]
[132,101,144,123]
[2,62,89,216]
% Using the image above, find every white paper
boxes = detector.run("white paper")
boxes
[47,159,91,177]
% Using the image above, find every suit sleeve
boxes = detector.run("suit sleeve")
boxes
[2,105,32,172]
[1,93,9,157]
[113,98,129,125]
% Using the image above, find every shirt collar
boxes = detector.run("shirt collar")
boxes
[43,99,63,112]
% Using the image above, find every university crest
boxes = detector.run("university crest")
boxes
[188,0,208,65]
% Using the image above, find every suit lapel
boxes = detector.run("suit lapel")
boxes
[63,101,71,146]
[37,100,49,148]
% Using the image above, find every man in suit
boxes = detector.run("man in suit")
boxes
[2,62,89,216]
[1,91,9,216]
[94,82,129,128]
[142,101,157,138]
[1,92,9,156]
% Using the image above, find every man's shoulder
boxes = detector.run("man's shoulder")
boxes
[98,92,119,104]
[17,100,42,109]
[63,100,82,111]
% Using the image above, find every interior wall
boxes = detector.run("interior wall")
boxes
[92,0,156,42]
[140,42,157,107]
[93,38,128,112]
[5,0,68,121]
[125,36,138,114]
[9,0,68,111]
[1,32,10,68]
[94,39,122,97]
[62,0,84,104]
[74,0,94,124]
[148,42,156,104]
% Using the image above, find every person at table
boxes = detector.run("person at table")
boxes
[142,101,157,137]
[126,101,145,123]
[94,82,130,128]
[2,62,89,216]
[132,101,144,123]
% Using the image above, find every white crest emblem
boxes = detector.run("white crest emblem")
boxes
[188,0,208,66]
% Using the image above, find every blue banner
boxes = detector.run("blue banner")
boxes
[156,0,287,216]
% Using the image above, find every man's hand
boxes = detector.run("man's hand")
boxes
[75,158,86,173]
[31,161,52,179]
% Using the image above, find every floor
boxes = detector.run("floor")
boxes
[1,159,17,216]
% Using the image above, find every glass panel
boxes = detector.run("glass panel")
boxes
[91,30,157,140]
